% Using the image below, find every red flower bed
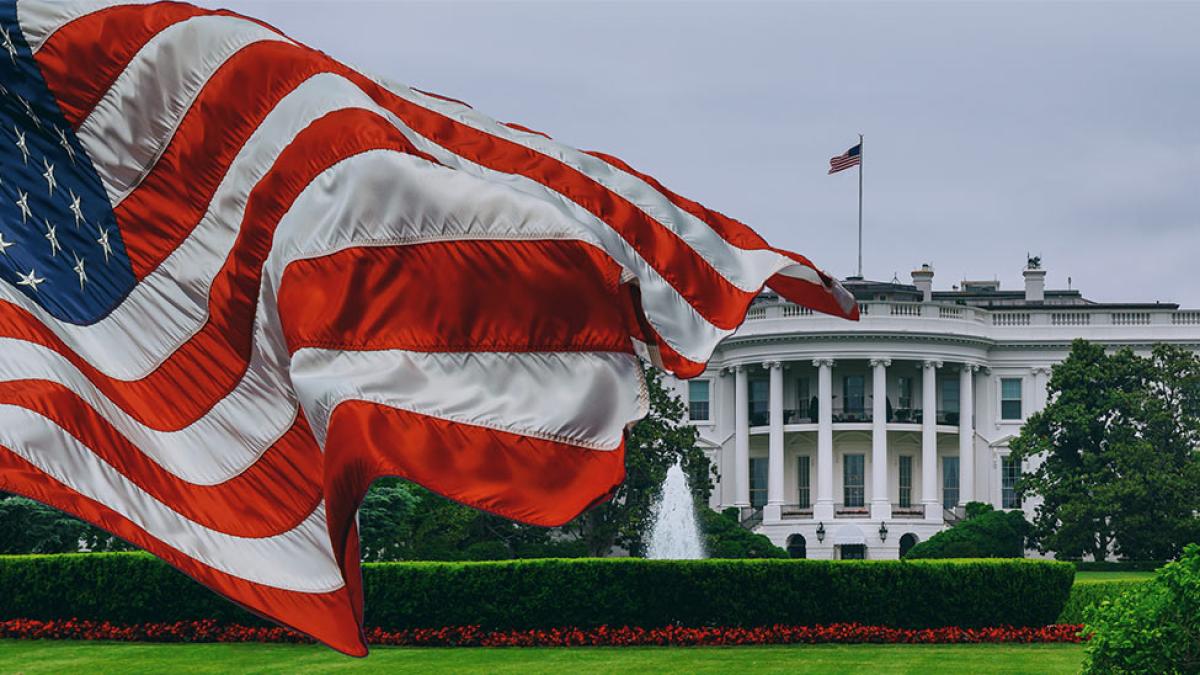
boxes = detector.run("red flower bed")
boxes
[0,619,1086,646]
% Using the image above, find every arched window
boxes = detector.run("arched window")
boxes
[899,533,920,558]
[787,534,807,559]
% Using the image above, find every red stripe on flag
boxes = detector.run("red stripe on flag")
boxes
[0,379,320,537]
[0,450,367,656]
[323,402,627,529]
[278,240,634,355]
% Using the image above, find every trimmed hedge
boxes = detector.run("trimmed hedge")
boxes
[1058,580,1149,625]
[0,553,1075,630]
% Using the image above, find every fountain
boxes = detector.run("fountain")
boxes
[645,462,706,559]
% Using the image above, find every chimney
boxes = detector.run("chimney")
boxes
[1023,256,1045,303]
[911,263,934,303]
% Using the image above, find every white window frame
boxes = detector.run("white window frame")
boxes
[686,378,714,425]
[997,375,1025,423]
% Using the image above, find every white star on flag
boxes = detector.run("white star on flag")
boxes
[96,225,112,262]
[13,125,28,164]
[56,128,76,164]
[15,188,30,222]
[42,158,56,196]
[1,28,16,65]
[0,231,12,255]
[16,268,45,292]
[68,189,84,229]
[44,219,61,257]
[71,251,87,289]
[16,95,39,128]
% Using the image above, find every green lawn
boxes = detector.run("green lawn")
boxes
[1074,570,1155,582]
[0,641,1084,674]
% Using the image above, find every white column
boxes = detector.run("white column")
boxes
[870,358,891,521]
[764,361,784,522]
[733,366,750,509]
[921,360,943,521]
[1032,366,1051,413]
[958,364,976,506]
[814,359,835,520]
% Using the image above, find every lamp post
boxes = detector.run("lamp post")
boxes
[816,522,826,543]
[878,522,888,542]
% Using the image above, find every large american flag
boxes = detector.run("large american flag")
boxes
[0,0,858,654]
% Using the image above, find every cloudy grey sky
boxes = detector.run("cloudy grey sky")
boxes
[199,1,1199,304]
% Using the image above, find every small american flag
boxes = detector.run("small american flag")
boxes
[0,0,857,655]
[829,142,862,174]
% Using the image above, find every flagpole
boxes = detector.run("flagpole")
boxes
[857,133,864,278]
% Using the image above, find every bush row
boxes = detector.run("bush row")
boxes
[0,618,1086,646]
[0,554,1075,630]
[1057,579,1149,625]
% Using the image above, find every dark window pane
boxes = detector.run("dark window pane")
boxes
[1002,456,1022,509]
[688,380,710,421]
[943,457,960,510]
[843,454,865,507]
[750,457,768,508]
[797,456,811,508]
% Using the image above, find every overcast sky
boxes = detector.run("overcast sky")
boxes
[198,1,1199,304]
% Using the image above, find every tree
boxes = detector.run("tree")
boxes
[357,478,421,562]
[0,493,131,554]
[904,502,1030,559]
[565,366,713,556]
[699,508,788,558]
[1010,340,1200,561]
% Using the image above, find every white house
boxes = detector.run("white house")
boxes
[672,261,1200,560]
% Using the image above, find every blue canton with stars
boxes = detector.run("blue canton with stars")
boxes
[0,0,136,325]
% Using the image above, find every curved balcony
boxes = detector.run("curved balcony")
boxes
[748,406,961,433]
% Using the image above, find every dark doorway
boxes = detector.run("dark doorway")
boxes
[899,533,920,558]
[840,544,866,560]
[787,534,807,559]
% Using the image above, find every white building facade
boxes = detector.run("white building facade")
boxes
[674,263,1200,560]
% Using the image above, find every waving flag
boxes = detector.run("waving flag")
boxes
[0,0,858,655]
[829,142,862,174]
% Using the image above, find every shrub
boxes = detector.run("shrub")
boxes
[1058,579,1148,624]
[0,553,1074,631]
[905,508,1030,559]
[698,508,788,559]
[1083,543,1200,674]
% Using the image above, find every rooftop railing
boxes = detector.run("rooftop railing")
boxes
[743,300,1200,329]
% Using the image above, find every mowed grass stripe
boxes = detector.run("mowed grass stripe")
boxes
[0,641,1085,675]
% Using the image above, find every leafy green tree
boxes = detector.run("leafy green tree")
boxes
[904,503,1030,559]
[1011,340,1200,561]
[0,494,131,554]
[563,366,713,556]
[699,508,788,558]
[357,478,421,562]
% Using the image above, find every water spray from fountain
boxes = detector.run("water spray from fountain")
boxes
[645,461,706,559]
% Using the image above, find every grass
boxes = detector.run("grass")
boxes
[0,640,1085,674]
[1074,570,1155,582]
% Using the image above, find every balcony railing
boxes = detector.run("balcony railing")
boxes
[781,504,814,518]
[834,503,870,518]
[749,407,960,426]
[891,504,925,519]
